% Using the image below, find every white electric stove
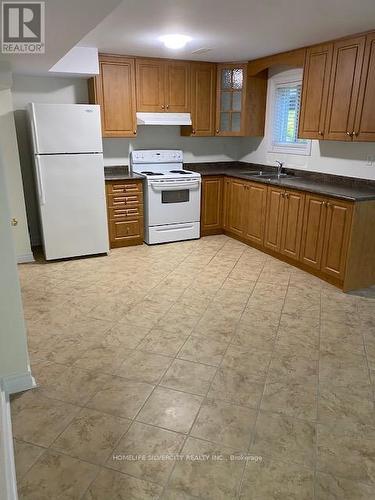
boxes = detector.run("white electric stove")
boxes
[131,150,201,245]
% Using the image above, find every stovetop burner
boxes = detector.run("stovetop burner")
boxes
[169,170,192,175]
[141,171,164,175]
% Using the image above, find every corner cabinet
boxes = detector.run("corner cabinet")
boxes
[88,55,137,137]
[215,64,266,137]
[136,58,190,113]
[181,62,216,137]
[200,176,223,235]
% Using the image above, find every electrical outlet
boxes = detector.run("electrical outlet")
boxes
[366,155,374,166]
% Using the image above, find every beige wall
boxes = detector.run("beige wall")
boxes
[0,89,32,261]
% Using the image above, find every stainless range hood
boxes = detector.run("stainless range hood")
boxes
[136,112,192,126]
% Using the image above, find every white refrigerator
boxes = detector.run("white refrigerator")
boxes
[29,103,109,260]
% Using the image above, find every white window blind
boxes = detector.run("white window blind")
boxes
[268,73,311,156]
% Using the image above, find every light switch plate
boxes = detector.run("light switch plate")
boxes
[366,155,374,166]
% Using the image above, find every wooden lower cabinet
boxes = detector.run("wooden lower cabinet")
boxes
[300,194,327,270]
[201,177,223,235]
[226,178,246,237]
[106,179,144,248]
[264,187,285,252]
[280,190,305,260]
[320,199,353,279]
[300,195,353,280]
[243,182,267,245]
[200,174,374,291]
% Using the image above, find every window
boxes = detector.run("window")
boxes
[268,70,311,156]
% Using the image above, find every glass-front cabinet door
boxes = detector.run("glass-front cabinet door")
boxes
[216,63,247,136]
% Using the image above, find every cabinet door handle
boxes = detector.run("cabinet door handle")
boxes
[318,130,323,136]
[216,129,219,134]
[161,105,165,109]
[192,129,196,134]
[346,131,351,136]
[166,104,169,110]
[353,131,358,137]
[133,130,137,135]
[285,192,289,199]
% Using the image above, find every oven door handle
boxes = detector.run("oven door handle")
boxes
[150,181,200,191]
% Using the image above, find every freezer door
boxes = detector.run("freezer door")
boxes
[35,153,109,260]
[29,103,103,154]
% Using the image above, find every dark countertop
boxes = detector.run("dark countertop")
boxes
[104,165,143,181]
[186,162,375,202]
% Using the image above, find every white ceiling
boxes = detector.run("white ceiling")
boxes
[79,0,375,62]
[0,0,123,75]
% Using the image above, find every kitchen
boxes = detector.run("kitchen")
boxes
[1,1,375,499]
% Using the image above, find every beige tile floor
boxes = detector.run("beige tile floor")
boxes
[12,235,375,499]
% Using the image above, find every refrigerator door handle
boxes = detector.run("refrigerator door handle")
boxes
[35,156,46,205]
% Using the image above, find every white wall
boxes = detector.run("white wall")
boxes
[0,89,33,261]
[103,127,241,166]
[0,148,31,383]
[12,75,89,245]
[11,74,240,244]
[239,67,375,180]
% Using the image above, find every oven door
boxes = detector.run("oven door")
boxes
[148,179,201,225]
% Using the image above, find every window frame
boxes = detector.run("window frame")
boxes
[267,69,311,156]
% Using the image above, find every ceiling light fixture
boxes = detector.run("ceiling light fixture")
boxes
[160,34,191,50]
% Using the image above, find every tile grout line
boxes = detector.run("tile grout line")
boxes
[312,281,323,500]
[235,268,292,499]
[52,240,209,500]
[158,238,251,499]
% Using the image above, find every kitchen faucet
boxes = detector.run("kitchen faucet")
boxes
[275,160,284,179]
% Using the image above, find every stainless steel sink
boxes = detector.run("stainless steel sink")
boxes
[242,172,292,180]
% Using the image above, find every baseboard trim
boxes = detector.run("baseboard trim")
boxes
[0,383,18,500]
[17,252,34,264]
[3,371,37,395]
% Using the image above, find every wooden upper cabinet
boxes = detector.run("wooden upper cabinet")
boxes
[215,64,266,137]
[136,59,190,112]
[226,178,246,236]
[324,36,366,141]
[136,59,165,112]
[300,194,327,270]
[89,55,137,137]
[264,186,285,253]
[299,44,333,140]
[181,62,216,136]
[353,32,375,141]
[200,176,223,235]
[165,61,190,112]
[243,182,267,246]
[280,190,305,261]
[321,199,353,279]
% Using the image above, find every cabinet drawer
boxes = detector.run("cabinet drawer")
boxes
[108,206,143,220]
[106,181,142,195]
[109,218,143,241]
[107,193,143,208]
